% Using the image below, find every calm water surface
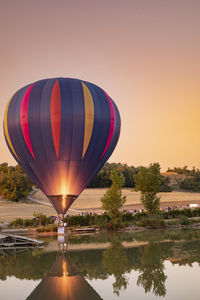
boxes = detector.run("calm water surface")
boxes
[1,229,200,299]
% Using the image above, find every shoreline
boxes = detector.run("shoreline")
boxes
[2,221,200,238]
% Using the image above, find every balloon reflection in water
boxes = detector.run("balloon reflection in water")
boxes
[27,254,102,300]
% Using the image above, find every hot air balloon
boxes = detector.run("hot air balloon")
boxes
[3,78,120,216]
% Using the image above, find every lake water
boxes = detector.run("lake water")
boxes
[1,229,200,300]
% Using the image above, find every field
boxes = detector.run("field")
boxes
[1,188,200,223]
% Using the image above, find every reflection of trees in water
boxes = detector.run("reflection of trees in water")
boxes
[102,235,168,297]
[2,230,200,297]
[137,242,167,297]
[0,248,54,281]
[102,235,129,296]
[0,242,167,297]
[133,228,200,243]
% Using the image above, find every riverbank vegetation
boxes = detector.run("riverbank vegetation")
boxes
[8,214,54,228]
[7,207,200,231]
[2,161,200,231]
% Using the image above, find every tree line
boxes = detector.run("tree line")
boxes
[3,161,200,202]
[0,162,172,202]
[88,162,172,191]
[167,166,200,192]
[91,163,200,192]
[167,166,200,175]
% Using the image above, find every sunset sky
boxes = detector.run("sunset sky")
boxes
[1,0,200,170]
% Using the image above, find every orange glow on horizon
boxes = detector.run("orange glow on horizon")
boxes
[1,1,200,171]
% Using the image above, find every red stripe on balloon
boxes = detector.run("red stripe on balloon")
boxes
[100,92,116,159]
[20,84,36,160]
[50,80,61,159]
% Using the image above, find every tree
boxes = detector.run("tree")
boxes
[160,176,172,192]
[134,163,162,215]
[0,163,32,201]
[179,172,200,192]
[101,169,126,228]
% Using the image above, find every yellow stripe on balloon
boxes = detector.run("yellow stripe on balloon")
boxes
[81,82,94,158]
[4,97,20,161]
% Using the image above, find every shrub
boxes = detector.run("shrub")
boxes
[52,224,58,232]
[9,218,24,227]
[8,215,53,228]
[163,208,200,219]
[106,222,114,230]
[37,224,58,232]
[137,216,166,229]
[179,173,200,192]
[122,212,134,222]
[166,220,179,226]
[37,227,44,232]
[64,214,111,227]
[43,225,51,232]
[179,216,190,226]
[24,219,31,227]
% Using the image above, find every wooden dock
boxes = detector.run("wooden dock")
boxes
[0,233,43,249]
[71,227,98,233]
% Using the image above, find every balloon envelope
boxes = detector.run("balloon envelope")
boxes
[4,78,121,214]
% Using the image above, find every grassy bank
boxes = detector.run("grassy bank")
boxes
[6,207,200,231]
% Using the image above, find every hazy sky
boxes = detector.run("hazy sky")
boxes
[1,0,200,170]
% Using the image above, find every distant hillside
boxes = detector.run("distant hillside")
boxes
[161,172,189,190]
